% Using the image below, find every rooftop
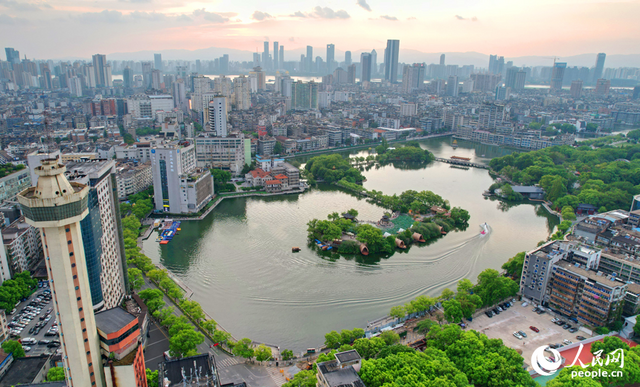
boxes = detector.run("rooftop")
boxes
[0,355,49,387]
[162,354,219,386]
[95,307,137,335]
[317,361,365,387]
[335,349,361,364]
[555,260,625,288]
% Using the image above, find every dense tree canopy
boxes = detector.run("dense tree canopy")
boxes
[501,252,526,279]
[489,144,640,211]
[0,163,25,178]
[305,154,365,183]
[0,271,38,311]
[377,142,435,164]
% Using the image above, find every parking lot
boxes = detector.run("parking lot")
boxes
[466,301,594,368]
[7,283,61,356]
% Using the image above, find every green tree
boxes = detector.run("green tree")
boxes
[389,305,406,320]
[416,319,436,334]
[273,142,284,155]
[325,330,341,349]
[233,338,255,359]
[440,288,455,300]
[254,344,272,361]
[146,369,159,386]
[46,367,65,381]
[352,337,387,359]
[546,367,605,387]
[340,329,355,345]
[380,330,401,346]
[501,252,526,279]
[590,336,630,355]
[634,317,640,338]
[281,349,294,360]
[138,289,165,313]
[201,319,217,334]
[212,330,231,344]
[282,370,316,387]
[128,268,144,291]
[169,328,204,358]
[442,299,464,323]
[180,300,205,323]
[2,340,25,359]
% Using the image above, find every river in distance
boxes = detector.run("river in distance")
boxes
[142,137,560,351]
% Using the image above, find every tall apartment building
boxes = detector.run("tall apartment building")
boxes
[595,79,611,96]
[550,62,567,92]
[402,64,425,93]
[292,81,319,110]
[92,54,108,87]
[0,168,31,202]
[151,141,214,213]
[209,97,228,136]
[384,39,400,83]
[233,76,251,110]
[194,133,250,175]
[520,241,567,304]
[0,216,43,276]
[17,159,105,387]
[570,80,583,99]
[548,260,627,327]
[115,161,153,200]
[65,160,128,311]
[126,94,174,119]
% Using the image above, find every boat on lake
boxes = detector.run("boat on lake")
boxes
[480,223,489,235]
[452,139,458,149]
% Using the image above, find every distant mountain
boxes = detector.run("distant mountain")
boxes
[69,47,639,69]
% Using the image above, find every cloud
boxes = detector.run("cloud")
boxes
[455,15,478,21]
[192,8,231,23]
[0,13,27,24]
[118,0,152,3]
[252,11,272,21]
[74,10,126,23]
[356,0,371,12]
[291,6,350,19]
[0,0,45,12]
[289,37,295,42]
[380,15,398,21]
[407,16,417,20]
[130,11,167,21]
[176,14,192,22]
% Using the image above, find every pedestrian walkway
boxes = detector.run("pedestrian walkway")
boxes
[216,356,247,369]
[267,367,288,386]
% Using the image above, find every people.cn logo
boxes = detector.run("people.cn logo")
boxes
[531,346,562,376]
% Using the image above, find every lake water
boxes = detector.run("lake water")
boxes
[142,137,558,351]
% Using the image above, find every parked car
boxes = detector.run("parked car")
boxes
[513,332,523,340]
[563,339,573,345]
[576,336,586,340]
[562,324,572,330]
[38,340,50,345]
[485,311,493,318]
[22,346,31,352]
[530,326,540,333]
[522,302,529,307]
[518,330,527,338]
[568,327,578,333]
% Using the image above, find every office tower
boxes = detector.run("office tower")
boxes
[384,40,400,83]
[347,64,356,84]
[220,54,229,73]
[505,67,519,89]
[446,75,459,97]
[104,65,112,87]
[595,78,610,96]
[5,48,20,65]
[65,160,128,311]
[209,97,227,136]
[402,64,424,93]
[306,46,313,73]
[292,81,319,109]
[17,159,105,387]
[273,42,279,69]
[345,51,352,66]
[92,54,108,87]
[495,85,510,100]
[195,59,202,73]
[68,76,82,97]
[263,42,270,70]
[151,69,163,90]
[515,70,526,90]
[326,44,335,74]
[634,86,640,99]
[570,80,583,99]
[121,66,133,89]
[253,53,260,67]
[360,53,372,82]
[593,53,606,83]
[279,46,284,68]
[488,55,497,73]
[154,53,163,71]
[550,62,567,92]
[370,49,377,76]
[440,54,445,66]
[233,76,251,110]
[172,79,187,112]
[142,62,152,89]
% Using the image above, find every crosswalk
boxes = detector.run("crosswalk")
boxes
[267,368,289,386]
[216,356,246,368]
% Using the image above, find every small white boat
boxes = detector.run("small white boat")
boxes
[480,223,489,235]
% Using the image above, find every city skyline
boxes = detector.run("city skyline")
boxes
[1,0,640,59]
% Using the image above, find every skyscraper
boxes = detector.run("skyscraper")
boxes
[306,46,313,73]
[209,97,228,136]
[570,80,583,99]
[142,61,152,89]
[123,66,133,88]
[17,159,105,387]
[515,70,527,90]
[633,86,640,100]
[593,53,606,83]
[446,75,459,97]
[326,44,335,74]
[360,53,372,82]
[440,54,445,66]
[5,47,20,65]
[279,46,284,68]
[384,40,400,83]
[220,54,229,73]
[505,67,519,89]
[550,62,567,92]
[273,42,279,69]
[345,51,352,66]
[92,54,108,87]
[173,79,188,112]
[263,42,270,70]
[154,53,163,71]
[370,49,377,77]
[402,63,424,93]
[595,78,610,96]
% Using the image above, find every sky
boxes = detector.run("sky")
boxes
[1,0,640,60]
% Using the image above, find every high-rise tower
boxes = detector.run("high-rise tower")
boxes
[326,44,335,74]
[360,53,372,82]
[593,53,606,83]
[92,54,108,87]
[17,159,105,387]
[384,40,400,83]
[154,53,163,71]
[273,42,279,69]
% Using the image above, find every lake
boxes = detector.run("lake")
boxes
[142,137,558,351]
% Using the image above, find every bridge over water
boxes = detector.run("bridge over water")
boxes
[435,157,489,169]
